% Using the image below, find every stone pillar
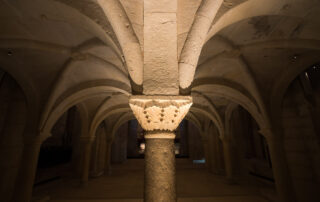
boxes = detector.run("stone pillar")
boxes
[13,137,43,202]
[221,137,234,183]
[91,126,106,177]
[260,128,296,202]
[104,139,113,175]
[202,137,212,171]
[79,136,95,184]
[0,75,27,201]
[111,123,128,164]
[0,139,24,202]
[210,125,222,174]
[129,96,192,202]
[144,132,176,202]
[208,132,219,174]
[143,0,179,95]
[97,129,107,175]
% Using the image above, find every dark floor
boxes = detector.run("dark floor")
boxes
[33,159,275,202]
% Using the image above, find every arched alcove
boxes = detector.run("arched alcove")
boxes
[34,106,82,186]
[0,68,28,202]
[280,62,320,202]
[228,105,273,182]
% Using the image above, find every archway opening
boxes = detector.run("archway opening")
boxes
[229,105,273,182]
[0,68,27,202]
[34,106,81,187]
[279,62,320,202]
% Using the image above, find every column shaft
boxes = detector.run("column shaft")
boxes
[222,139,234,182]
[202,140,212,171]
[80,137,94,184]
[105,140,112,175]
[129,96,192,202]
[267,135,296,202]
[0,143,23,201]
[144,133,176,202]
[13,139,42,202]
[208,133,219,174]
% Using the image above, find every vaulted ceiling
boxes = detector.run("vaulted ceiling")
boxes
[1,0,319,138]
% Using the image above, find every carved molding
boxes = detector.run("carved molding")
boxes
[129,96,192,131]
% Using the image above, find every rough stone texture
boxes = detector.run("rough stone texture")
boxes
[129,96,192,131]
[119,0,144,51]
[211,0,248,26]
[144,138,176,202]
[0,74,26,202]
[143,0,179,95]
[177,0,202,59]
[1,1,320,202]
[54,0,118,44]
[281,80,320,202]
[129,95,192,202]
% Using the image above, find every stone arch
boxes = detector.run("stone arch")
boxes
[97,0,143,86]
[0,69,29,202]
[271,57,320,119]
[40,47,129,127]
[190,106,224,137]
[0,64,39,133]
[179,0,224,89]
[185,112,202,135]
[89,106,131,141]
[40,85,129,136]
[195,43,267,121]
[205,0,320,43]
[111,112,135,140]
[192,84,266,129]
[224,102,239,140]
[192,91,224,128]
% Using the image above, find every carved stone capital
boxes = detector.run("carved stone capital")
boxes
[129,96,192,132]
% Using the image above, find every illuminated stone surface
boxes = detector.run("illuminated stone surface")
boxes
[129,96,192,132]
[0,1,320,202]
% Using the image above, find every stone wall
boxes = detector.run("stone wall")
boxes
[281,79,320,202]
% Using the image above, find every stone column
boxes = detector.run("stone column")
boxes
[91,127,106,177]
[13,137,43,202]
[208,132,219,174]
[97,129,107,175]
[202,137,212,171]
[221,137,234,183]
[0,138,24,202]
[104,138,113,175]
[210,125,222,174]
[260,128,296,202]
[129,96,192,202]
[79,136,95,185]
[144,132,176,202]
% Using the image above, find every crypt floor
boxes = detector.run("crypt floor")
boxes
[33,159,275,202]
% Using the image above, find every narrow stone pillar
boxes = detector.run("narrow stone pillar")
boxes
[208,133,219,174]
[13,137,43,202]
[221,137,234,183]
[260,128,296,202]
[79,136,95,185]
[104,139,113,175]
[129,96,192,202]
[91,128,106,177]
[0,139,24,202]
[202,137,212,171]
